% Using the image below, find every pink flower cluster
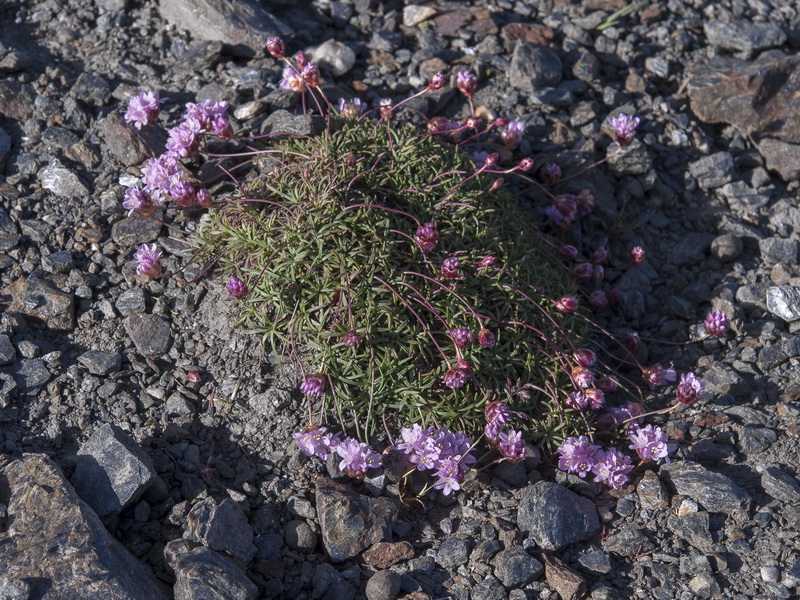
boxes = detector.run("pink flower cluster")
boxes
[395,424,476,495]
[292,426,381,478]
[557,435,634,490]
[483,401,525,462]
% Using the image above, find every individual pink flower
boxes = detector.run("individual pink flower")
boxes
[266,36,285,58]
[628,424,670,463]
[301,63,320,88]
[122,187,154,217]
[704,310,729,337]
[169,180,196,207]
[573,262,593,280]
[571,366,595,389]
[415,222,438,252]
[443,359,471,390]
[441,256,460,279]
[589,290,608,309]
[428,71,446,90]
[280,66,307,93]
[608,113,640,148]
[196,189,212,208]
[592,448,633,490]
[676,372,705,405]
[337,97,366,119]
[433,458,464,495]
[517,157,535,171]
[124,90,164,130]
[584,388,605,410]
[558,244,578,260]
[335,437,382,478]
[134,243,162,278]
[165,119,203,158]
[498,429,525,462]
[643,364,677,389]
[226,276,247,299]
[457,71,478,98]
[500,120,525,150]
[590,248,608,264]
[451,327,472,349]
[293,425,341,460]
[343,330,361,348]
[574,348,596,368]
[557,435,603,478]
[301,373,326,397]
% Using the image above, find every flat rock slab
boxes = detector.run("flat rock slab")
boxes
[315,478,399,562]
[0,454,169,600]
[123,313,172,356]
[186,497,256,564]
[157,0,293,58]
[71,423,160,516]
[660,462,750,513]
[166,543,258,600]
[766,286,800,323]
[2,275,75,330]
[517,481,600,551]
[703,20,786,53]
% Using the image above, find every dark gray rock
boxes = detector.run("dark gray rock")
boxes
[157,0,293,58]
[123,314,172,356]
[603,523,654,555]
[578,550,611,575]
[471,575,506,600]
[689,152,735,189]
[0,334,15,366]
[284,519,318,554]
[367,30,403,52]
[703,20,787,53]
[41,249,74,274]
[71,423,161,516]
[636,470,669,510]
[517,481,600,551]
[607,140,652,175]
[115,288,147,315]
[166,543,258,600]
[494,460,527,487]
[701,361,748,397]
[262,109,326,137]
[0,127,10,172]
[110,215,162,247]
[761,466,800,502]
[78,350,122,376]
[187,498,256,563]
[689,572,721,599]
[172,40,223,74]
[14,358,51,393]
[40,161,90,198]
[710,233,743,263]
[665,232,715,266]
[436,537,471,569]
[471,539,503,563]
[365,570,401,600]
[492,547,543,587]
[316,479,398,562]
[666,511,713,551]
[509,42,562,92]
[0,455,169,599]
[767,286,800,322]
[0,578,30,600]
[737,426,777,455]
[2,275,75,330]
[757,137,800,181]
[99,113,152,167]
[660,463,750,512]
[71,72,112,106]
[0,205,19,250]
[759,238,798,264]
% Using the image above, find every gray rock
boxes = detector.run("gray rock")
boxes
[471,539,503,563]
[309,39,356,77]
[757,137,800,181]
[701,361,748,397]
[284,519,318,554]
[123,314,172,356]
[158,0,293,58]
[99,113,152,167]
[578,550,611,575]
[737,425,777,455]
[115,288,148,315]
[14,358,51,393]
[689,572,721,599]
[165,392,196,416]
[761,466,800,502]
[0,334,15,366]
[636,470,669,510]
[2,275,75,330]
[0,455,169,599]
[0,205,19,250]
[703,20,787,53]
[316,479,398,562]
[471,575,506,600]
[111,215,162,247]
[41,249,74,274]
[767,286,800,322]
[660,463,750,512]
[166,543,258,600]
[403,5,436,27]
[78,350,122,376]
[710,233,743,263]
[607,140,652,175]
[262,109,326,137]
[41,161,90,198]
[71,423,161,516]
[759,238,798,264]
[365,570,401,600]
[666,511,713,551]
[172,40,223,74]
[436,537,471,569]
[0,127,10,172]
[0,578,31,600]
[187,498,256,563]
[492,547,543,587]
[517,481,600,551]
[689,152,735,189]
[70,72,112,106]
[367,30,403,52]
[494,460,527,487]
[509,41,562,92]
[665,232,715,266]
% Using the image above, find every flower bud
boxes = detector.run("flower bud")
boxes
[517,157,535,171]
[590,248,608,264]
[478,328,496,348]
[428,71,446,90]
[484,152,499,167]
[343,330,361,348]
[427,116,450,133]
[574,348,596,368]
[555,295,579,313]
[266,36,285,58]
[558,244,578,260]
[441,256,460,279]
[592,264,605,284]
[571,366,595,389]
[542,163,562,186]
[295,50,307,68]
[625,331,640,351]
[631,246,646,265]
[415,222,439,252]
[457,71,478,98]
[494,116,510,128]
[572,262,593,280]
[226,276,248,299]
[301,63,320,88]
[588,290,608,308]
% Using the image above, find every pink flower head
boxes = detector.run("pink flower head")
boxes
[196,189,212,208]
[378,97,393,118]
[465,116,483,130]
[629,424,670,463]
[631,246,646,265]
[226,276,247,299]
[557,435,603,478]
[294,51,307,68]
[566,391,589,412]
[433,458,464,495]
[500,120,525,150]
[554,194,578,219]
[545,205,570,231]
[584,388,605,410]
[266,36,285,58]
[590,248,608,264]
[415,222,439,253]
[169,180,196,207]
[498,429,525,462]
[428,71,447,90]
[574,348,596,368]
[555,295,579,313]
[301,373,326,397]
[443,359,471,390]
[134,243,162,278]
[478,328,496,348]
[141,154,181,202]
[588,290,608,309]
[572,262,593,280]
[704,310,729,337]
[427,116,451,134]
[441,256,460,279]
[337,97,366,119]
[592,448,633,490]
[293,425,341,460]
[542,163,561,186]
[457,70,478,98]
[335,437,382,478]
[122,187,154,217]
[607,402,644,430]
[676,372,705,405]
[124,90,164,130]
[643,364,677,388]
[558,244,578,260]
[517,157,535,171]
[571,366,595,389]
[608,113,640,148]
[343,330,361,348]
[451,327,472,349]
[165,119,203,158]
[485,401,511,425]
[301,63,320,88]
[280,66,307,93]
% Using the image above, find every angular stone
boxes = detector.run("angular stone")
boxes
[767,286,800,322]
[0,578,31,600]
[71,423,160,516]
[0,126,10,172]
[71,72,112,106]
[703,20,786,53]
[689,151,735,189]
[761,466,800,502]
[166,543,258,600]
[41,162,91,198]
[509,41,562,92]
[187,498,256,564]
[436,537,470,569]
[687,54,800,144]
[710,233,742,263]
[660,463,750,512]
[0,80,36,120]
[577,550,611,575]
[493,547,544,588]
[542,554,586,600]
[262,109,326,137]
[607,139,652,175]
[0,334,16,366]
[0,454,169,600]
[284,519,318,554]
[78,350,122,376]
[365,570,401,600]
[603,524,654,556]
[308,39,356,77]
[14,358,51,393]
[502,23,554,52]
[3,275,75,330]
[115,288,148,315]
[123,314,172,356]
[0,205,19,250]
[757,137,800,181]
[99,113,152,167]
[517,481,600,551]
[42,249,74,274]
[157,0,293,58]
[402,5,437,27]
[666,512,713,551]
[665,232,715,266]
[172,40,223,74]
[111,215,162,247]
[362,541,415,569]
[315,479,398,562]
[636,470,669,510]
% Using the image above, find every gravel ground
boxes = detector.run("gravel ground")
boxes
[1,0,800,599]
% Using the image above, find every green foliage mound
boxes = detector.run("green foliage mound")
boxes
[202,116,585,440]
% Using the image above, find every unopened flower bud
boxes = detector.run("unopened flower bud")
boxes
[584,388,605,410]
[589,290,608,308]
[576,189,595,216]
[196,188,212,208]
[704,310,729,337]
[517,157,535,171]
[428,71,446,90]
[478,328,496,348]
[301,373,326,397]
[451,327,472,349]
[558,245,578,260]
[484,152,499,167]
[555,295,579,313]
[295,50,307,68]
[226,276,248,299]
[597,377,618,393]
[572,262,593,280]
[494,116,510,127]
[625,331,640,351]
[542,163,562,186]
[590,248,608,264]
[490,178,504,191]
[343,330,361,348]
[631,246,646,265]
[457,70,478,98]
[441,256,460,279]
[592,264,605,284]
[574,348,597,368]
[301,63,320,87]
[415,222,439,252]
[428,116,450,133]
[187,370,201,384]
[266,36,285,58]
